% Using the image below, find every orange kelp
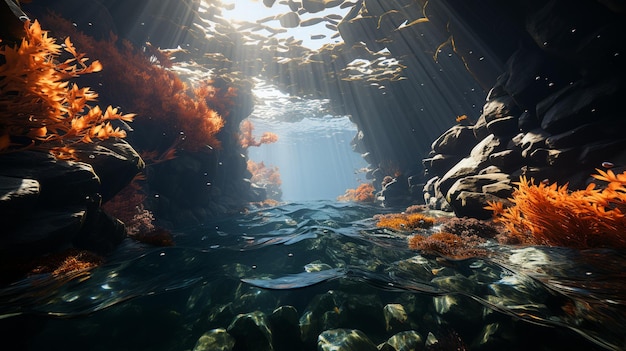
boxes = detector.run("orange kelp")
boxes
[44,14,229,153]
[486,169,626,249]
[0,20,134,159]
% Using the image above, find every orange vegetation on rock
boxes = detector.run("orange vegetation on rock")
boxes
[43,14,229,153]
[29,249,104,276]
[337,183,375,202]
[247,159,283,201]
[239,119,279,148]
[0,20,134,159]
[408,231,487,259]
[375,212,435,231]
[485,169,626,249]
[247,160,282,188]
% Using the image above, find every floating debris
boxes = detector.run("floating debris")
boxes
[300,17,325,26]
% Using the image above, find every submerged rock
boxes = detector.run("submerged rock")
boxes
[317,328,378,351]
[227,311,273,351]
[382,330,425,351]
[0,140,142,263]
[193,328,236,351]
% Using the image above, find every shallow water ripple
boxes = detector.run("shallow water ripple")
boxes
[1,201,624,350]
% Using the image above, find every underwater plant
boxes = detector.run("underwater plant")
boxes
[337,182,376,202]
[407,231,487,259]
[375,212,435,231]
[0,20,134,159]
[239,119,279,148]
[42,14,228,154]
[486,169,626,249]
[247,159,283,201]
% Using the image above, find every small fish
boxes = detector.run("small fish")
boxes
[325,23,337,31]
[325,0,344,8]
[602,161,615,168]
[300,17,325,26]
[311,34,326,40]
[324,14,343,20]
[256,15,277,24]
[400,17,429,29]
[287,0,300,12]
[340,1,357,9]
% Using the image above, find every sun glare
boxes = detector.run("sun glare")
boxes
[209,0,349,50]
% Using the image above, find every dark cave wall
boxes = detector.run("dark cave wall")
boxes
[421,0,626,217]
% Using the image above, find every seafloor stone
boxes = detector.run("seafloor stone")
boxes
[432,294,484,326]
[383,303,410,333]
[317,328,379,351]
[193,328,236,351]
[227,311,273,351]
[382,330,425,351]
[269,305,304,351]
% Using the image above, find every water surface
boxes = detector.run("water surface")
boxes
[2,201,624,350]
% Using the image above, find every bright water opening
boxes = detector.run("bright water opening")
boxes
[247,80,368,201]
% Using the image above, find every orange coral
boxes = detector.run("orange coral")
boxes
[486,169,626,249]
[337,182,376,202]
[375,212,435,231]
[0,20,134,158]
[239,119,279,148]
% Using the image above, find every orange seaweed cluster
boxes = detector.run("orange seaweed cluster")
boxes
[29,249,103,276]
[408,232,487,259]
[239,119,279,148]
[375,212,435,231]
[44,14,229,153]
[247,160,282,201]
[337,183,376,202]
[0,20,134,159]
[486,169,626,249]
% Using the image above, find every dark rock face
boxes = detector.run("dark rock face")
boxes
[422,0,626,218]
[0,140,143,260]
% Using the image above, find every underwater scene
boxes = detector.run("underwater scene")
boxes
[1,0,625,350]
